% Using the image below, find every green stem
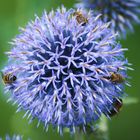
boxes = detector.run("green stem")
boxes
[93,116,109,140]
[75,130,84,140]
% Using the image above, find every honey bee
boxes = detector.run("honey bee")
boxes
[104,72,124,84]
[109,98,123,117]
[73,11,88,26]
[110,72,124,83]
[1,72,17,85]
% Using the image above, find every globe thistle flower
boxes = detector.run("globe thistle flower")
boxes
[76,0,140,37]
[0,135,22,140]
[2,6,129,134]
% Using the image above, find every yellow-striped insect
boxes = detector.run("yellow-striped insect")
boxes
[103,72,124,84]
[110,72,124,83]
[73,11,88,26]
[1,72,17,85]
[109,98,123,117]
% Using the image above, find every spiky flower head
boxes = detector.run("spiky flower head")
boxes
[76,0,140,37]
[2,6,129,134]
[0,135,22,140]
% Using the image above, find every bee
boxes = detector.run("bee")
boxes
[110,72,124,83]
[104,72,124,84]
[109,98,123,117]
[73,11,88,26]
[1,72,17,85]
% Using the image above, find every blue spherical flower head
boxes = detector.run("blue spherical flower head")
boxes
[2,6,129,134]
[76,0,140,37]
[0,135,23,140]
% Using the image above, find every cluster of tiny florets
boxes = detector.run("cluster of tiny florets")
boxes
[2,7,129,134]
[76,0,140,36]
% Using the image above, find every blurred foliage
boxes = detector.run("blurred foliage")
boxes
[0,0,140,140]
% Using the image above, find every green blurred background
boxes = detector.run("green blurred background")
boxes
[0,0,140,140]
